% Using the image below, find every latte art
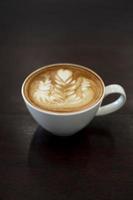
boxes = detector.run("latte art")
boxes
[24,64,103,112]
[33,69,92,106]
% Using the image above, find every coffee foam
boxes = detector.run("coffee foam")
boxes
[24,64,104,112]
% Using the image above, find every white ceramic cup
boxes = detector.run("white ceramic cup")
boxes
[21,63,126,136]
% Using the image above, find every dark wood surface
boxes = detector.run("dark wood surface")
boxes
[0,0,133,199]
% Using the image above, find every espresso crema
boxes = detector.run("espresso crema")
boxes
[24,64,104,112]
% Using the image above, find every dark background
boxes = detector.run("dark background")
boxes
[0,0,133,199]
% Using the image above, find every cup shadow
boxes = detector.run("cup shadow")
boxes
[28,123,115,168]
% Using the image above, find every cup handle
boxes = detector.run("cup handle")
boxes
[96,84,126,116]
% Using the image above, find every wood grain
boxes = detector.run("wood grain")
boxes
[0,0,133,199]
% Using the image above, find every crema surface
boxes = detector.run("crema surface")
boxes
[24,64,104,112]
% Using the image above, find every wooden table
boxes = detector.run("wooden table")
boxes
[0,0,132,199]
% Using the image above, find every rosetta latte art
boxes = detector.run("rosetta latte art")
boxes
[33,69,91,105]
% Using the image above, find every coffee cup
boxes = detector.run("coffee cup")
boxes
[21,63,126,136]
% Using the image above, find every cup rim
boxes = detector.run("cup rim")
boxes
[21,63,105,116]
